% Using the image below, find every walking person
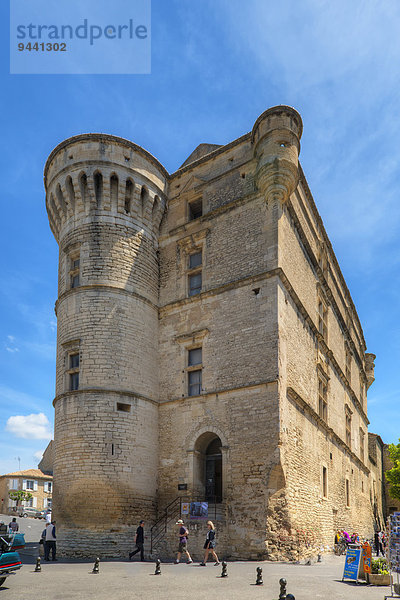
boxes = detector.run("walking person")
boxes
[8,518,19,533]
[199,521,219,566]
[377,531,385,556]
[44,520,57,561]
[129,520,145,561]
[174,519,192,564]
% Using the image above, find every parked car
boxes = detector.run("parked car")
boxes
[18,507,38,518]
[34,509,51,520]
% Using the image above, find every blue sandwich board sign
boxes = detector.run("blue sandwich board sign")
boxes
[342,547,362,582]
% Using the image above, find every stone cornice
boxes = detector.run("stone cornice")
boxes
[286,196,366,376]
[53,387,158,408]
[297,165,367,350]
[159,378,279,405]
[278,269,370,426]
[44,133,169,185]
[287,387,370,476]
[55,284,158,315]
[159,265,369,425]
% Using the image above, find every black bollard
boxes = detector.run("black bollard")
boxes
[256,566,263,585]
[279,577,287,599]
[92,557,100,574]
[155,559,161,575]
[286,595,295,600]
[34,557,41,572]
[221,561,228,577]
[317,553,322,562]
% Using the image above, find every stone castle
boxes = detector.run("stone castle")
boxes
[45,106,379,560]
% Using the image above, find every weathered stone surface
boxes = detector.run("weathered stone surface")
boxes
[44,106,378,560]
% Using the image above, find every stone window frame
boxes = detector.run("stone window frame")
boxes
[345,403,352,449]
[67,244,81,290]
[62,339,81,392]
[359,378,365,408]
[359,428,365,463]
[187,196,203,221]
[345,478,350,508]
[187,346,203,397]
[345,342,352,384]
[317,241,329,279]
[316,286,329,341]
[174,329,209,399]
[188,250,202,297]
[321,464,328,499]
[317,365,329,422]
[176,230,208,299]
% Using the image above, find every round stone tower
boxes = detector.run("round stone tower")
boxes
[252,105,303,204]
[44,134,167,557]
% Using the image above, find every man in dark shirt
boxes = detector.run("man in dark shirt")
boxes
[129,520,145,561]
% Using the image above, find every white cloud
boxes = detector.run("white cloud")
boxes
[34,449,44,462]
[6,346,19,353]
[6,413,53,440]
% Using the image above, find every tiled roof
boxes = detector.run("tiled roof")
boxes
[1,468,52,479]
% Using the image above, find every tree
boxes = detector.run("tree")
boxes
[386,439,400,502]
[8,490,33,508]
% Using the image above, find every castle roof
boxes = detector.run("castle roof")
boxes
[180,143,222,168]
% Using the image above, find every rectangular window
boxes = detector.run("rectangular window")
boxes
[359,429,365,462]
[187,347,202,396]
[318,376,328,421]
[318,298,328,339]
[70,353,79,369]
[44,482,52,493]
[69,253,80,289]
[345,346,351,383]
[346,479,350,507]
[68,352,80,391]
[187,250,202,297]
[188,198,202,221]
[345,411,352,448]
[117,402,131,412]
[25,480,34,490]
[188,272,202,296]
[189,252,202,269]
[188,369,202,396]
[188,347,202,366]
[322,466,327,498]
[70,372,79,391]
[359,381,364,407]
[9,479,19,490]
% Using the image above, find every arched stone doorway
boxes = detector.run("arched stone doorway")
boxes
[193,433,223,503]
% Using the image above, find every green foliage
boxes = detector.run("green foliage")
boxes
[386,439,400,502]
[8,490,33,506]
[371,558,389,575]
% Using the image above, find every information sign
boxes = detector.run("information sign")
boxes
[342,547,362,582]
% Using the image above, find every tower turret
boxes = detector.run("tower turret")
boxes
[252,105,303,204]
[45,134,167,557]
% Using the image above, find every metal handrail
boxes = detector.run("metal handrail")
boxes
[150,495,221,553]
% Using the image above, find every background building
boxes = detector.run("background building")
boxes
[45,106,380,559]
[0,469,53,514]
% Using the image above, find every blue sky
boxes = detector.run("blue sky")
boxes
[1,0,399,475]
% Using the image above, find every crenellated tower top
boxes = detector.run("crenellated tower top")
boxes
[44,133,168,244]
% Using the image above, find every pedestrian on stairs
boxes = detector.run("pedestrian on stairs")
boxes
[129,520,145,561]
[174,519,193,564]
